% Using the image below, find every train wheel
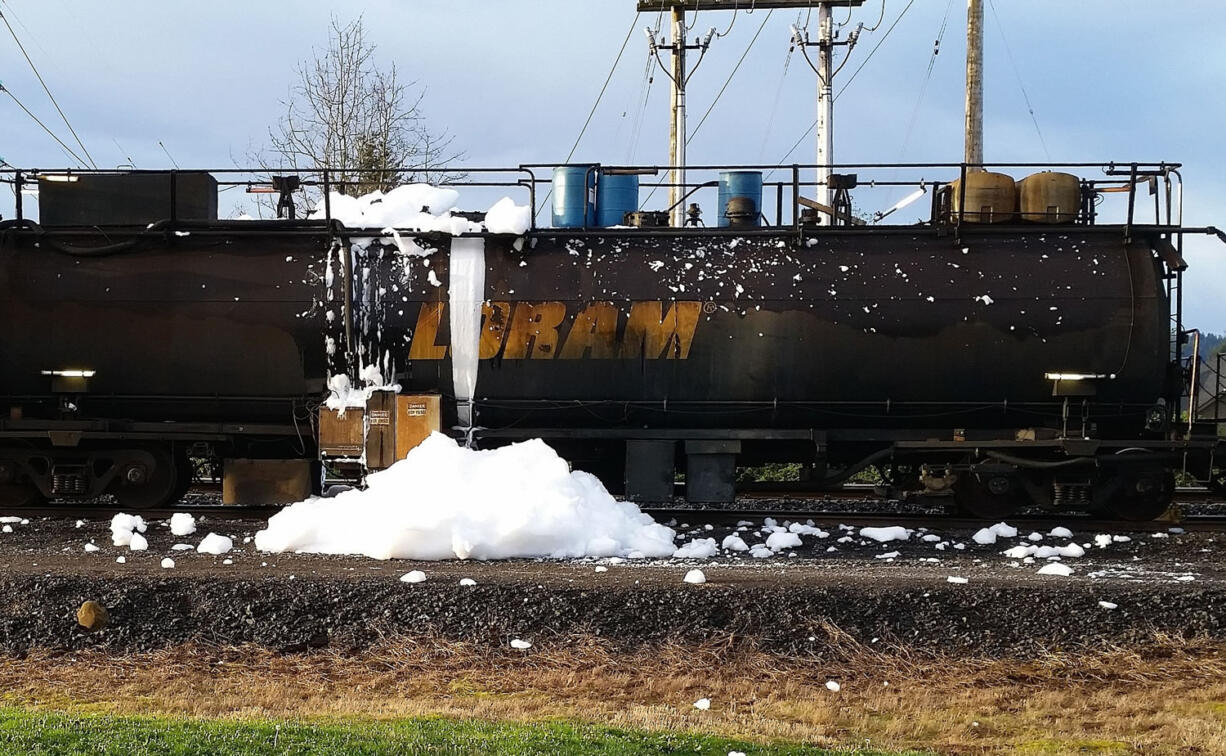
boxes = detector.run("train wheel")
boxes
[109,448,182,510]
[1103,470,1174,521]
[0,482,45,508]
[955,472,1024,519]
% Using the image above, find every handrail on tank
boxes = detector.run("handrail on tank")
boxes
[1,161,1187,230]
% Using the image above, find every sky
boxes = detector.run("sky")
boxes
[2,0,1224,328]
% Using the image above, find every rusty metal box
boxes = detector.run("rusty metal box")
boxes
[222,458,311,506]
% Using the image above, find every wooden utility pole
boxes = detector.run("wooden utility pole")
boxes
[964,0,984,171]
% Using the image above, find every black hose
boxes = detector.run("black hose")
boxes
[985,450,1096,469]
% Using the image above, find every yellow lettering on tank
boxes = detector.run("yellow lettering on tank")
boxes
[408,301,447,360]
[559,302,620,359]
[502,302,567,359]
[620,301,701,360]
[479,301,512,359]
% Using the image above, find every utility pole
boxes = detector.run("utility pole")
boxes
[669,6,687,227]
[964,0,984,171]
[644,10,716,227]
[815,5,834,209]
[791,1,863,215]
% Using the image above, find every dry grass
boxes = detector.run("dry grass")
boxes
[3,628,1226,755]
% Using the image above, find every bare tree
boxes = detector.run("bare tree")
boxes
[268,16,462,197]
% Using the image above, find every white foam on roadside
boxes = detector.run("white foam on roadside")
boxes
[255,434,676,560]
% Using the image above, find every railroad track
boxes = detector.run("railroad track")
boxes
[2,486,1221,532]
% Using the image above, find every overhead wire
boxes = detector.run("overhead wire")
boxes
[0,84,88,166]
[898,0,956,160]
[863,0,887,32]
[535,12,639,220]
[758,12,803,161]
[987,0,1050,159]
[0,5,96,168]
[688,8,774,141]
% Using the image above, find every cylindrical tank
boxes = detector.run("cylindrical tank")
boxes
[595,172,640,227]
[1017,171,1080,223]
[949,171,1017,223]
[717,171,763,228]
[551,165,596,228]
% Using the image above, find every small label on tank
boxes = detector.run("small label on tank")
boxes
[406,403,427,417]
[369,410,391,426]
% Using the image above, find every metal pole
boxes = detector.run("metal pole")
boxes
[816,4,834,209]
[670,6,687,228]
[964,0,984,171]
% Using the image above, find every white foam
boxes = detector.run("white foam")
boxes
[683,569,707,584]
[169,513,196,537]
[859,526,911,543]
[674,538,719,559]
[484,197,532,235]
[255,434,676,560]
[197,533,234,555]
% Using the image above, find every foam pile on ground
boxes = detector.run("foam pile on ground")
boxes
[1037,562,1074,577]
[721,534,749,552]
[110,514,147,547]
[766,532,802,551]
[860,526,911,543]
[197,533,233,555]
[674,538,719,559]
[255,433,677,560]
[169,513,196,537]
[1003,542,1085,559]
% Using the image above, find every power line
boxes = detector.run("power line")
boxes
[0,83,88,166]
[0,6,97,168]
[898,0,955,160]
[834,0,916,100]
[987,0,1050,160]
[536,12,639,221]
[689,8,773,141]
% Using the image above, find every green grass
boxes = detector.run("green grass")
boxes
[0,707,919,755]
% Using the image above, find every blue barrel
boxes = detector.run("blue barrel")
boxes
[716,171,764,227]
[552,165,596,228]
[595,172,640,227]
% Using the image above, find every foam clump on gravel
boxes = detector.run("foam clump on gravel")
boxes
[859,526,911,543]
[110,513,147,547]
[674,538,719,559]
[255,433,677,560]
[1037,562,1074,577]
[683,569,707,584]
[197,533,234,555]
[169,513,196,537]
